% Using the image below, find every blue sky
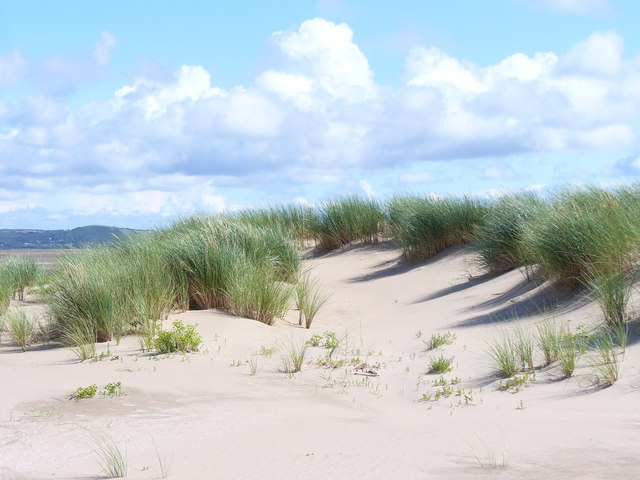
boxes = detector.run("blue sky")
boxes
[1,0,639,229]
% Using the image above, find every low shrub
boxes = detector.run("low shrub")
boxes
[153,321,202,354]
[427,355,454,374]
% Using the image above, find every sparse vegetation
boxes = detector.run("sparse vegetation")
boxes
[424,331,456,350]
[295,271,329,329]
[88,430,128,478]
[280,338,309,374]
[589,331,620,387]
[486,331,519,378]
[427,355,454,374]
[536,318,566,366]
[153,321,202,354]
[72,384,98,401]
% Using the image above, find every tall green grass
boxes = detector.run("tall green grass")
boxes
[389,195,487,262]
[48,215,305,352]
[520,187,640,289]
[313,197,384,250]
[238,204,318,245]
[474,193,547,273]
[0,256,39,301]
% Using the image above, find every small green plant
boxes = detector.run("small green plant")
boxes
[280,338,309,374]
[101,382,124,397]
[432,375,448,387]
[5,309,35,351]
[513,325,534,371]
[153,441,172,479]
[497,373,535,393]
[536,318,566,366]
[306,331,341,358]
[88,430,127,478]
[434,384,453,399]
[295,272,329,329]
[587,270,631,326]
[428,355,454,374]
[306,334,323,347]
[610,322,628,355]
[65,319,97,361]
[247,355,263,376]
[72,384,98,401]
[259,345,276,356]
[556,326,589,377]
[153,321,202,354]
[589,332,620,387]
[424,332,456,350]
[486,332,518,378]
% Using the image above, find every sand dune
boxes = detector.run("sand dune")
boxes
[1,244,639,479]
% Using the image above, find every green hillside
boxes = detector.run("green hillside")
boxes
[0,225,143,249]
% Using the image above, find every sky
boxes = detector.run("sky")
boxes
[1,0,640,229]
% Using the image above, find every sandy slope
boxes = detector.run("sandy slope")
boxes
[1,245,639,479]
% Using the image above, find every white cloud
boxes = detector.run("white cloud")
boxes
[359,179,374,198]
[93,31,117,67]
[560,31,623,75]
[266,18,377,103]
[1,22,639,223]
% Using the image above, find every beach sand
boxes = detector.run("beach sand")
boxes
[1,244,639,479]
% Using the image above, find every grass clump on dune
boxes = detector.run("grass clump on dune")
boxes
[5,309,36,351]
[313,196,384,250]
[238,204,318,246]
[295,271,329,329]
[48,215,309,355]
[389,195,487,262]
[520,187,640,290]
[474,193,547,274]
[0,256,39,302]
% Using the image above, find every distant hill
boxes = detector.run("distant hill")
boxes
[0,225,144,249]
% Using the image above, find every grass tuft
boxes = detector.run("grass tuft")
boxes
[427,355,454,374]
[5,309,36,351]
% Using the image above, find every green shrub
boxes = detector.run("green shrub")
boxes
[153,321,202,354]
[72,384,97,400]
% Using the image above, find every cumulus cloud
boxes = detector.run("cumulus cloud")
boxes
[0,21,639,225]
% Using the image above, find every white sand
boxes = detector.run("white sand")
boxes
[1,244,639,479]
